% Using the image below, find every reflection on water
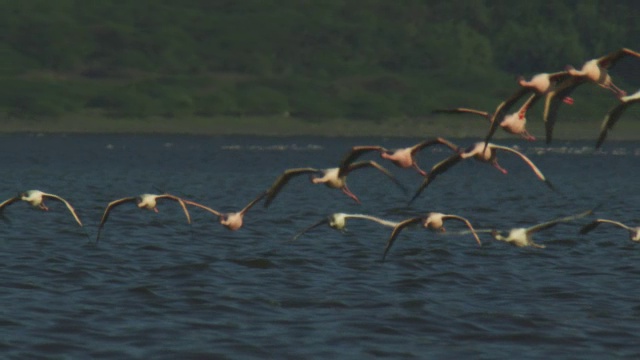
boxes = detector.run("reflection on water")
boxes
[0,133,639,358]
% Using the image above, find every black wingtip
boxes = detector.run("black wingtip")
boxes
[545,179,555,191]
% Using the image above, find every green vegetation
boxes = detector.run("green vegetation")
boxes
[1,0,639,132]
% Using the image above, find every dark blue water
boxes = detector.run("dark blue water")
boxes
[0,133,639,359]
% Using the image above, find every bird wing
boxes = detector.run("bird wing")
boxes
[345,161,408,194]
[597,48,640,69]
[432,108,490,118]
[338,146,386,174]
[547,71,573,83]
[382,217,424,260]
[517,92,541,116]
[290,218,330,241]
[155,194,192,224]
[489,144,554,190]
[596,99,636,149]
[409,153,463,204]
[442,215,482,246]
[343,214,399,228]
[410,137,460,155]
[183,200,223,217]
[41,193,83,227]
[528,209,593,234]
[96,197,138,241]
[239,191,268,215]
[264,167,320,208]
[0,196,21,212]
[580,218,633,234]
[543,77,586,144]
[484,87,532,147]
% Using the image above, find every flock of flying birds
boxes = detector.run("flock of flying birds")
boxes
[1,48,640,259]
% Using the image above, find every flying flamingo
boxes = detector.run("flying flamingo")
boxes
[544,48,640,143]
[483,71,575,145]
[339,137,461,176]
[491,209,593,248]
[565,48,640,98]
[96,193,191,241]
[579,219,640,241]
[434,93,540,142]
[264,156,406,207]
[291,213,399,241]
[410,142,553,204]
[0,190,83,227]
[594,89,640,149]
[183,191,267,231]
[382,212,481,260]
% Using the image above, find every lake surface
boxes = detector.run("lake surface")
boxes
[0,133,639,359]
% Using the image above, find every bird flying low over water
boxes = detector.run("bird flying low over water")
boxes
[382,212,481,260]
[340,137,461,176]
[291,213,399,241]
[579,219,640,242]
[183,191,267,231]
[435,93,540,143]
[0,190,83,227]
[96,193,191,241]
[264,160,406,207]
[491,209,593,248]
[594,90,640,149]
[410,142,553,204]
[543,48,640,144]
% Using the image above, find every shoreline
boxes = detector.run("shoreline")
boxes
[0,115,638,141]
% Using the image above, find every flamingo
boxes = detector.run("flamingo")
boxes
[565,48,640,98]
[410,142,553,204]
[483,71,575,145]
[594,90,640,149]
[96,193,191,241]
[491,209,593,248]
[382,212,481,260]
[339,137,460,176]
[183,191,267,231]
[0,190,83,227]
[291,213,399,241]
[434,93,539,142]
[264,160,406,207]
[544,48,640,144]
[579,219,640,241]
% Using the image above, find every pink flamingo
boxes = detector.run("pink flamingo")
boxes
[183,191,267,231]
[410,142,553,203]
[96,193,191,241]
[0,189,83,227]
[435,94,539,142]
[340,137,461,176]
[483,71,575,145]
[382,212,481,260]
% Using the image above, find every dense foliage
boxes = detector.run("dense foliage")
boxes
[1,0,639,123]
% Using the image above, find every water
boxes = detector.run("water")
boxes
[0,133,639,359]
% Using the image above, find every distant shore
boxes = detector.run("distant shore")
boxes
[0,114,638,141]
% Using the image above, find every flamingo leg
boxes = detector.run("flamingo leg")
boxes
[520,130,536,142]
[562,96,574,105]
[609,84,627,98]
[413,163,428,177]
[153,207,159,213]
[39,203,49,211]
[341,186,361,204]
[491,161,508,174]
